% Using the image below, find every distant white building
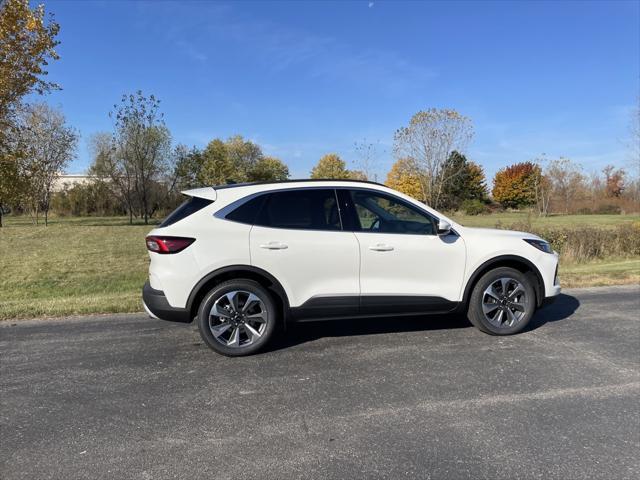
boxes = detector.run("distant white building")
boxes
[52,174,100,192]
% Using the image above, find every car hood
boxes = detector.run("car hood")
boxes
[459,226,544,241]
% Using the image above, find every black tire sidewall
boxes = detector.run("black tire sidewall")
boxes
[468,267,536,335]
[197,279,277,356]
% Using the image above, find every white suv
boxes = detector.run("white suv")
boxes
[143,180,560,356]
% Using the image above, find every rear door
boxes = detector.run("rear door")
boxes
[249,188,360,319]
[339,188,466,315]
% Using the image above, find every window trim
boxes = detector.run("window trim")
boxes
[219,187,345,232]
[337,187,439,236]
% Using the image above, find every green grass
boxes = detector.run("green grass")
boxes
[1,217,151,319]
[560,258,640,288]
[0,213,638,320]
[5,215,160,227]
[450,211,640,229]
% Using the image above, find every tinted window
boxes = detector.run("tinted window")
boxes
[160,196,213,227]
[225,195,266,225]
[256,189,341,231]
[349,190,436,235]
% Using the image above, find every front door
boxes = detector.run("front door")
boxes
[340,188,466,315]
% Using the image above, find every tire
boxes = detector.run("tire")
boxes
[197,279,278,356]
[467,267,536,335]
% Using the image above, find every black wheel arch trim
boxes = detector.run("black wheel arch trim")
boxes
[461,255,545,309]
[186,264,291,321]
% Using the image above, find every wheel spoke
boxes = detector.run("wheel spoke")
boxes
[487,284,501,301]
[246,311,267,323]
[242,293,261,313]
[227,326,240,347]
[482,302,499,314]
[500,278,509,295]
[243,323,262,340]
[225,292,240,313]
[211,303,232,318]
[508,285,524,300]
[494,309,504,325]
[211,322,231,338]
[511,301,525,312]
[505,308,517,326]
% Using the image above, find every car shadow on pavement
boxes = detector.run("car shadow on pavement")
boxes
[525,293,580,332]
[264,293,580,352]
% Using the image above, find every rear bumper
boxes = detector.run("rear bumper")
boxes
[142,281,192,323]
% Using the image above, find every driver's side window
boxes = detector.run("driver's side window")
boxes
[349,190,436,235]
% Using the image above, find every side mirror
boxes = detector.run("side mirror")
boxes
[437,219,452,236]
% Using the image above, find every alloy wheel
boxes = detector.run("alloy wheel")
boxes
[482,277,528,329]
[209,290,268,348]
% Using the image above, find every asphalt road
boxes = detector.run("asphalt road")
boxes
[1,286,639,480]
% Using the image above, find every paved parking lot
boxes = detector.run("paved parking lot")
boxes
[1,285,639,479]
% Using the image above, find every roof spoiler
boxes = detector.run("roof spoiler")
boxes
[180,187,217,201]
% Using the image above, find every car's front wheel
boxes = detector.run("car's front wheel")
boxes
[467,267,536,335]
[197,279,277,356]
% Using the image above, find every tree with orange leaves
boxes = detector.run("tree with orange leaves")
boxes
[492,162,542,209]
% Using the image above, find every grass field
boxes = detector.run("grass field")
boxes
[1,213,639,320]
[450,211,640,228]
[1,217,150,320]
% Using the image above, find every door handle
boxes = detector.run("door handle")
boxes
[260,241,288,250]
[369,243,394,252]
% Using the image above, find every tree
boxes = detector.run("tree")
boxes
[348,170,368,181]
[17,103,78,225]
[0,154,26,226]
[171,144,204,191]
[248,156,289,181]
[224,135,262,181]
[393,108,473,208]
[90,132,137,223]
[532,170,552,217]
[0,0,60,149]
[385,157,425,201]
[603,165,625,198]
[353,139,383,181]
[91,91,172,224]
[545,157,585,213]
[492,162,542,209]
[439,151,487,210]
[196,135,288,185]
[198,139,234,186]
[310,153,351,179]
[0,0,61,226]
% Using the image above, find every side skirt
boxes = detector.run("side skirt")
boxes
[289,295,460,322]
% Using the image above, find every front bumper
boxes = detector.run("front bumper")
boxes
[142,281,192,323]
[540,284,561,308]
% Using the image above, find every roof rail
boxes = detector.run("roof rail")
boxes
[212,178,387,190]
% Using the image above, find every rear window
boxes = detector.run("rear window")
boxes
[159,197,213,227]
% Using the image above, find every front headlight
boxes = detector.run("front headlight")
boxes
[523,238,553,254]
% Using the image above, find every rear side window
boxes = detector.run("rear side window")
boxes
[255,189,342,231]
[225,195,266,225]
[159,197,213,227]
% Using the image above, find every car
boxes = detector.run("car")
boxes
[142,179,561,356]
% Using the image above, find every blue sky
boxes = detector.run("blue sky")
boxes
[42,0,639,182]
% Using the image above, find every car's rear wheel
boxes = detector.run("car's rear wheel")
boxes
[197,279,277,356]
[467,267,536,335]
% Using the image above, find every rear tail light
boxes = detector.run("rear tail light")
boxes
[145,236,195,254]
